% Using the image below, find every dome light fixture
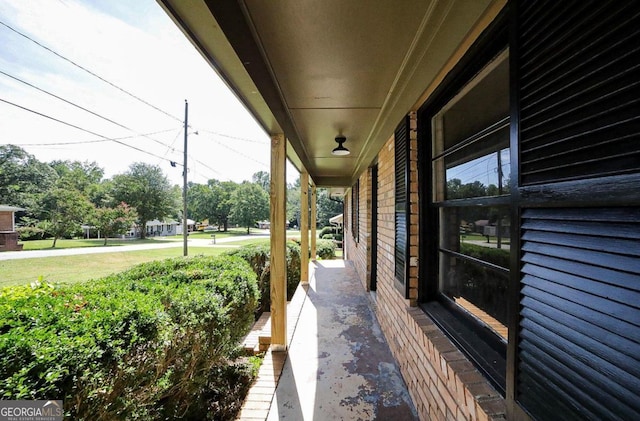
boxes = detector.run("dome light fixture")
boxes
[332,135,350,156]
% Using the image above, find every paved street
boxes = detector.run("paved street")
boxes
[0,233,270,261]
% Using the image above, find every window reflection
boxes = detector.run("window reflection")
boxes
[439,206,509,340]
[439,252,509,339]
[446,147,510,200]
[440,207,510,265]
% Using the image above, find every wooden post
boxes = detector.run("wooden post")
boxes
[270,134,287,351]
[310,183,317,260]
[300,171,309,285]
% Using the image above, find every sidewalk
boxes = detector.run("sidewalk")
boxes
[239,260,418,420]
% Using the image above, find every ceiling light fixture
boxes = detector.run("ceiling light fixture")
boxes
[332,135,350,156]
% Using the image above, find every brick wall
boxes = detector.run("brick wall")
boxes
[343,113,506,421]
[0,212,13,232]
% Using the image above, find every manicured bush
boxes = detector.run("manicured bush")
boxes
[316,239,336,260]
[321,233,335,240]
[319,226,336,237]
[226,241,301,316]
[0,255,259,420]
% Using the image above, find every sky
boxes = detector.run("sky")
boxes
[0,0,297,186]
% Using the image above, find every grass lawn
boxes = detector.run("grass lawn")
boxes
[20,238,172,251]
[4,229,303,288]
[0,247,228,287]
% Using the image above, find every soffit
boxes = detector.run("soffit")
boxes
[158,0,505,187]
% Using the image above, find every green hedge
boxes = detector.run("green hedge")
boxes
[225,241,301,316]
[319,226,337,237]
[316,239,336,260]
[0,255,259,420]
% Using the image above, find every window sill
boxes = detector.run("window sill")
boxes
[421,299,506,395]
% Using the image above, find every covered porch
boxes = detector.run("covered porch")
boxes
[238,260,417,420]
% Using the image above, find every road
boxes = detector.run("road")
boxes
[0,233,270,261]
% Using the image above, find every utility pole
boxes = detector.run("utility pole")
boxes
[183,100,189,257]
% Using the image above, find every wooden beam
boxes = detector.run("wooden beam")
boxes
[270,134,287,350]
[310,183,317,260]
[300,172,309,285]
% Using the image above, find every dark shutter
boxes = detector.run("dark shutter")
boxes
[518,208,640,420]
[394,116,410,294]
[519,0,640,186]
[516,2,640,419]
[352,180,359,242]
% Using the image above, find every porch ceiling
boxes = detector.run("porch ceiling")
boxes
[158,0,504,187]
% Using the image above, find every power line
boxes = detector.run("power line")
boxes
[213,138,269,168]
[1,69,127,130]
[199,128,266,144]
[0,19,183,124]
[0,97,176,163]
[0,69,184,152]
[15,129,178,146]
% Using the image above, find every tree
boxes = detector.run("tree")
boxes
[0,145,58,217]
[40,183,94,247]
[213,180,237,231]
[92,202,138,245]
[252,170,270,192]
[49,160,104,196]
[187,182,214,222]
[316,188,343,228]
[111,163,178,239]
[287,176,301,228]
[230,182,269,234]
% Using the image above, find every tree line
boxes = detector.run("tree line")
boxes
[1,145,343,246]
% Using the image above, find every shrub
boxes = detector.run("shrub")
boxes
[317,239,336,259]
[321,233,335,240]
[16,226,46,241]
[225,241,301,316]
[319,226,336,237]
[0,255,259,420]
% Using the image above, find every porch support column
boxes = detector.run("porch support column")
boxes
[300,171,309,285]
[270,134,287,351]
[310,183,317,260]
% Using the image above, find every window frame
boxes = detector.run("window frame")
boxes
[417,9,511,395]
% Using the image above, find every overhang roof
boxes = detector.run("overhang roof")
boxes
[158,0,505,187]
[0,205,25,212]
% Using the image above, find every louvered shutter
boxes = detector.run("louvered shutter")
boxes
[394,116,410,294]
[519,1,640,185]
[516,1,640,419]
[519,208,640,420]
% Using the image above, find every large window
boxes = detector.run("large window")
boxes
[420,45,510,393]
[432,50,510,341]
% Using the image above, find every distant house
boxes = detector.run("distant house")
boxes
[145,219,178,237]
[176,219,196,235]
[0,205,24,251]
[329,213,343,229]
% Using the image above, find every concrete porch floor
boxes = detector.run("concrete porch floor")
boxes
[238,260,418,420]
